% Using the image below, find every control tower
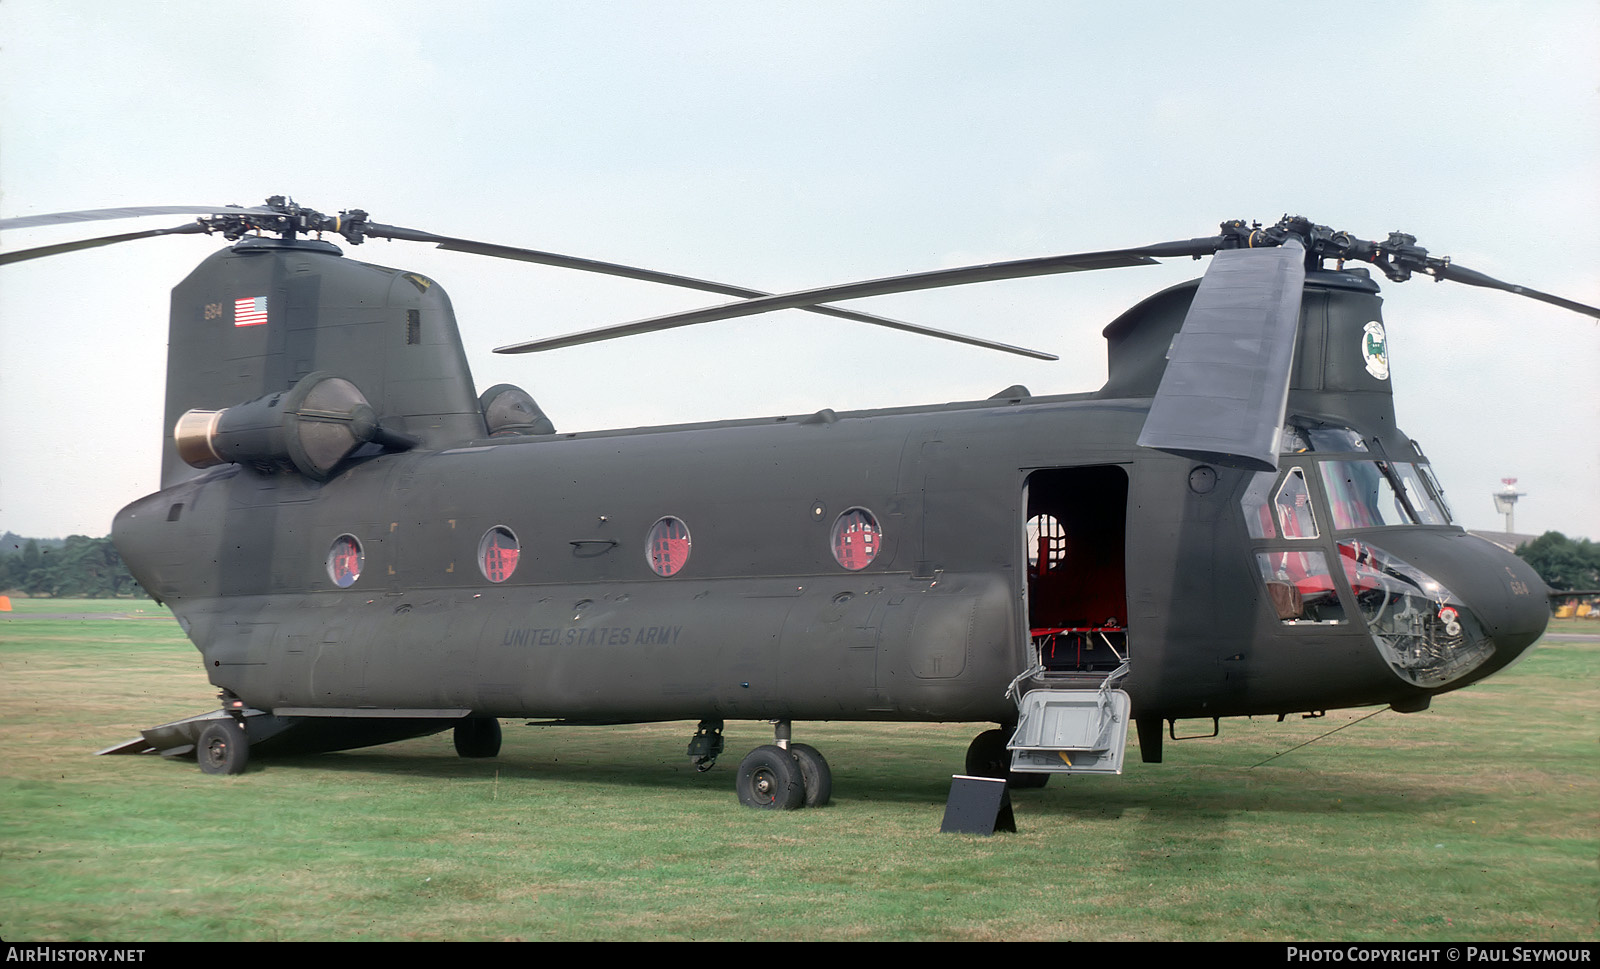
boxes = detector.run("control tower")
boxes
[1493,478,1526,533]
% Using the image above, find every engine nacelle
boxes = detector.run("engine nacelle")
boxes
[174,372,401,480]
[479,383,556,436]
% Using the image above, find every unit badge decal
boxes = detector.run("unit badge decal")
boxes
[1361,320,1389,380]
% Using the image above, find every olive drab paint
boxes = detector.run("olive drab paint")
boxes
[9,203,1580,805]
[114,236,1548,766]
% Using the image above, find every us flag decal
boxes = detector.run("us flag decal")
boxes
[234,296,268,327]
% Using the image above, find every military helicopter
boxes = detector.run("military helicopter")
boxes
[3,198,1594,809]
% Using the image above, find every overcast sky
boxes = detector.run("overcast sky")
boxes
[2,1,1597,541]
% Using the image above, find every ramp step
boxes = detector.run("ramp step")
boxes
[1008,688,1131,775]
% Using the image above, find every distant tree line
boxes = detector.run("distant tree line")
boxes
[1515,532,1600,592]
[0,531,145,598]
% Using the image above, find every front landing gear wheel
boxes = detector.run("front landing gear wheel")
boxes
[789,743,832,808]
[198,718,249,775]
[453,718,502,758]
[736,745,805,810]
[965,728,1049,788]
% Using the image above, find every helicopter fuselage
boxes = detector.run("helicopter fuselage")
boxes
[7,205,1586,799]
[113,387,1548,731]
[84,230,1558,796]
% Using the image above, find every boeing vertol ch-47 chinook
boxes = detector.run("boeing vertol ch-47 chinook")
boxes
[4,199,1595,810]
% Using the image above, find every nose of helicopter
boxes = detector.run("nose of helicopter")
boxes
[1355,529,1550,686]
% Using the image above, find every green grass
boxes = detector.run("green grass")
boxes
[2,601,1596,941]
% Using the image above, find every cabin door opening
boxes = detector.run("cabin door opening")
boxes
[1023,465,1129,674]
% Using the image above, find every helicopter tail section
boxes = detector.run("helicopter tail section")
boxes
[160,237,486,489]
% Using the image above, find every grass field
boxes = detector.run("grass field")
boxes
[2,599,1596,941]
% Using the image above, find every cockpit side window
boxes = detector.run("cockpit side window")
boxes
[1254,550,1347,624]
[1415,461,1455,523]
[1273,468,1319,539]
[1319,460,1407,529]
[1393,463,1450,525]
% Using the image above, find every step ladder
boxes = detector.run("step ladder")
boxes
[1007,682,1131,775]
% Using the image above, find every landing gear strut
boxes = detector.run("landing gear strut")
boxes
[733,720,832,810]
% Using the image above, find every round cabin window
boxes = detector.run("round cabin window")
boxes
[1026,514,1066,572]
[831,508,881,571]
[646,517,691,576]
[327,534,363,588]
[478,526,520,583]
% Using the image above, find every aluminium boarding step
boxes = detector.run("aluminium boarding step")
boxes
[1008,687,1131,775]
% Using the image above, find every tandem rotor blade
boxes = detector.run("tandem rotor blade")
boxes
[0,222,209,266]
[1425,261,1600,318]
[491,242,1210,355]
[366,223,1061,361]
[0,205,279,230]
[1136,240,1307,472]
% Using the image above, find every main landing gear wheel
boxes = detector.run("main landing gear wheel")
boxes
[197,718,249,775]
[453,717,502,758]
[965,728,1048,789]
[736,745,806,810]
[789,742,833,808]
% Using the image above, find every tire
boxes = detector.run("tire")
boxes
[789,743,832,808]
[1010,769,1050,789]
[453,718,502,758]
[965,728,1010,779]
[736,745,806,810]
[965,727,1049,788]
[197,719,249,775]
